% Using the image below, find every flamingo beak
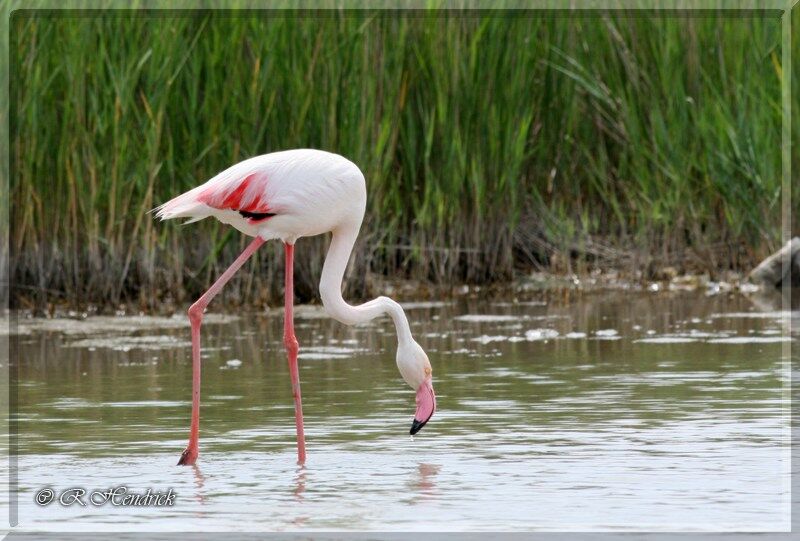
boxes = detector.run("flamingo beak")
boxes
[410,378,436,435]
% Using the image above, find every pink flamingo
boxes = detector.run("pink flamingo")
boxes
[155,149,436,465]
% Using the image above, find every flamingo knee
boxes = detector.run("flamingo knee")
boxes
[283,335,299,357]
[188,302,204,326]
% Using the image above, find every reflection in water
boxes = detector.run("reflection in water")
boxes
[290,466,309,527]
[191,465,206,507]
[411,463,441,499]
[293,465,306,501]
[9,291,793,531]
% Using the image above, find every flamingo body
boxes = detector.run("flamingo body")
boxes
[156,149,367,242]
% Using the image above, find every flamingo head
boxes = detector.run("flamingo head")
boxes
[396,339,436,435]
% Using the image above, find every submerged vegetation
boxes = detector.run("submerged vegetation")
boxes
[10,11,790,310]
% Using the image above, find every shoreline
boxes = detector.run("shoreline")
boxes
[9,268,797,319]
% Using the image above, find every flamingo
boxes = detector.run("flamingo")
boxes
[155,149,436,465]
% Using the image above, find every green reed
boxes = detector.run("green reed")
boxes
[10,11,786,309]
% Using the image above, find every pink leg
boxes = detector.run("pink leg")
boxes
[284,242,306,464]
[178,236,265,466]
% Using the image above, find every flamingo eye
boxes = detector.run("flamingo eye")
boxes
[238,210,276,221]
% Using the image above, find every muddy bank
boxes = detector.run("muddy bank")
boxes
[8,266,798,320]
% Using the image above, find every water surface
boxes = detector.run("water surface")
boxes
[9,292,795,531]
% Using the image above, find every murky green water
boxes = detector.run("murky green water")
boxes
[9,292,795,532]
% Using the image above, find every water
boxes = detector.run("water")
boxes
[8,292,795,532]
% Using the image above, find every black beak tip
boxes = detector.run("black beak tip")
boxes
[410,418,427,435]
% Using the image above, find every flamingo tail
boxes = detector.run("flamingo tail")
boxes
[152,187,212,224]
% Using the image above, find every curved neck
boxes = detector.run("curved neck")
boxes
[319,223,413,345]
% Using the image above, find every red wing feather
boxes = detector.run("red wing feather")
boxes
[199,173,271,213]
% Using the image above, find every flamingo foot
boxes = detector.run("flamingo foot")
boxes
[177,447,198,466]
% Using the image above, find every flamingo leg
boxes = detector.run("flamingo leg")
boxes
[178,236,265,466]
[284,242,307,464]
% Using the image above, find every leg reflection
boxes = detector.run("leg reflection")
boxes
[293,464,307,501]
[191,464,207,508]
[291,464,309,527]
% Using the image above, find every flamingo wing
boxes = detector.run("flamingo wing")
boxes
[154,160,273,224]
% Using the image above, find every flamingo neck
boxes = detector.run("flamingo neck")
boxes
[319,223,413,345]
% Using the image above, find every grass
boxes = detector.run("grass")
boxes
[9,10,788,310]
